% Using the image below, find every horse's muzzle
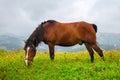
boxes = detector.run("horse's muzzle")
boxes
[25,59,32,66]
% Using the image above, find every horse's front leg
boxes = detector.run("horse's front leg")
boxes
[48,43,55,60]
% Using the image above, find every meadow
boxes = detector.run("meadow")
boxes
[0,49,120,80]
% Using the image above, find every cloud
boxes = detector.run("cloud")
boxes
[88,0,120,33]
[0,0,120,36]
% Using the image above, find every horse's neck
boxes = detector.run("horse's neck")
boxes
[29,25,45,47]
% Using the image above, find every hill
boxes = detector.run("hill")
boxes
[0,34,23,50]
[0,33,120,51]
[97,33,120,50]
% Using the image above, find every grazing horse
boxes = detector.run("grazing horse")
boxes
[24,20,104,66]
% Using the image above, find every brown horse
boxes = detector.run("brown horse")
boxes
[24,20,104,66]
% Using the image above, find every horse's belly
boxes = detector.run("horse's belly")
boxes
[57,40,82,47]
[57,43,76,47]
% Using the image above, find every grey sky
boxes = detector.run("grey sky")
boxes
[0,0,120,36]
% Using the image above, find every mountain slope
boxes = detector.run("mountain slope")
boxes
[0,33,120,51]
[0,35,23,50]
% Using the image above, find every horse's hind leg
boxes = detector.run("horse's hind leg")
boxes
[85,43,94,62]
[92,44,104,61]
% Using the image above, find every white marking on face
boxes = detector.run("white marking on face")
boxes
[26,47,30,59]
[25,47,30,65]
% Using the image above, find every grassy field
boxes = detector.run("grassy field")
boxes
[0,49,120,80]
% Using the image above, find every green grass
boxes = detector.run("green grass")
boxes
[0,49,120,80]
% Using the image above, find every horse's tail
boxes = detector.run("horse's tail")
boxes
[92,24,97,33]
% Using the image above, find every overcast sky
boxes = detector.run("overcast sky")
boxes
[0,0,120,36]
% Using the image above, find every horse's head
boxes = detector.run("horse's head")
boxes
[24,40,36,66]
[23,22,45,66]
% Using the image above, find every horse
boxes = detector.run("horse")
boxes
[24,20,104,66]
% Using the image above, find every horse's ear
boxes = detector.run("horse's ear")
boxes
[23,40,27,50]
[24,40,26,43]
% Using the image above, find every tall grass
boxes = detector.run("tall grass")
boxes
[0,49,120,80]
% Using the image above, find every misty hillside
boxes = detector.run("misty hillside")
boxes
[97,33,120,50]
[0,34,23,50]
[0,33,120,51]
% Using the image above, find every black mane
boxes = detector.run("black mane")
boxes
[41,20,56,25]
[24,20,56,50]
[24,22,44,50]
